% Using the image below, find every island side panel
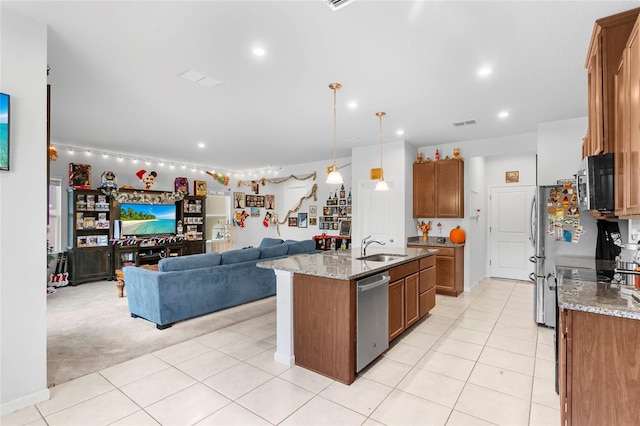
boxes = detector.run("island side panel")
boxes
[293,273,356,384]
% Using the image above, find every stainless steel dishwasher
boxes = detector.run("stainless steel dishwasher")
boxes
[356,272,390,372]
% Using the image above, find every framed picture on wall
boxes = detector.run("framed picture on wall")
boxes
[298,213,308,228]
[309,205,317,217]
[288,216,298,226]
[69,163,92,189]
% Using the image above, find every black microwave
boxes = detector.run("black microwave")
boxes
[577,153,614,212]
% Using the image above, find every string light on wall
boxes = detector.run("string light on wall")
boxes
[50,144,279,178]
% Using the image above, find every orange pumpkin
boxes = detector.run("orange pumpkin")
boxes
[449,226,465,243]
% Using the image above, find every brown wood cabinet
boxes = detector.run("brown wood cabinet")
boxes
[584,8,640,157]
[388,257,437,341]
[413,159,464,218]
[559,308,640,426]
[293,274,356,384]
[419,255,436,317]
[409,245,464,297]
[614,14,640,216]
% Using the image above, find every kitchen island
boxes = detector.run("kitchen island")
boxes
[258,246,437,384]
[556,256,640,426]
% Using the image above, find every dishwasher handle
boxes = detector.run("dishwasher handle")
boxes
[358,274,391,292]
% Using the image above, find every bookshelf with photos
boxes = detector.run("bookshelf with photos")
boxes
[181,195,207,255]
[316,184,352,250]
[67,188,113,284]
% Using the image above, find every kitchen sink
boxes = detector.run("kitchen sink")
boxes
[356,253,408,262]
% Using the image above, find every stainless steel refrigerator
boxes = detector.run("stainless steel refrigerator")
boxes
[529,182,582,329]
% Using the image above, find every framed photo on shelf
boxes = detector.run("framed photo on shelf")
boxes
[298,213,308,228]
[339,219,352,237]
[194,180,207,196]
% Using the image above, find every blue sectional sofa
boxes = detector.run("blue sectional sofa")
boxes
[122,238,316,329]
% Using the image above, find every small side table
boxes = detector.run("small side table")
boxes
[114,265,159,298]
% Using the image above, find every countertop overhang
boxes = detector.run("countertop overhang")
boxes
[556,255,640,320]
[257,247,437,281]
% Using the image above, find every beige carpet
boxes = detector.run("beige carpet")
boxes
[47,280,276,387]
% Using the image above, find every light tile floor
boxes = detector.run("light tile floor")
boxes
[2,278,560,426]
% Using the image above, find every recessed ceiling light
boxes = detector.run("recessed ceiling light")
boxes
[477,66,492,77]
[498,110,510,119]
[396,130,405,136]
[252,47,266,57]
[198,142,206,149]
[348,101,358,108]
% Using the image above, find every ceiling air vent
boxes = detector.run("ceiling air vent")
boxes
[324,0,358,11]
[452,118,478,127]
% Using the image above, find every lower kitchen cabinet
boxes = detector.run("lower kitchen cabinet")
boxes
[408,245,464,296]
[559,307,640,425]
[388,256,437,342]
[67,247,111,285]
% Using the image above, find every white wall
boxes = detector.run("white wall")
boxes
[351,140,412,248]
[0,7,50,415]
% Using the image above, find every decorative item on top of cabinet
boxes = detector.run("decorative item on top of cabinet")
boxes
[585,7,640,157]
[413,159,464,218]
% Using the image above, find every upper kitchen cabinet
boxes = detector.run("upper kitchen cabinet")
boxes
[413,159,464,218]
[614,14,640,217]
[584,8,640,157]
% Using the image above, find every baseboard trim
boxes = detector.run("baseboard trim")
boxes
[274,352,295,367]
[1,388,50,417]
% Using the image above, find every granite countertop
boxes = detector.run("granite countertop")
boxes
[257,247,437,281]
[407,236,464,247]
[556,255,640,320]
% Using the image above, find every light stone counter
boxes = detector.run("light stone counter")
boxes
[556,256,640,320]
[257,246,437,367]
[257,246,437,281]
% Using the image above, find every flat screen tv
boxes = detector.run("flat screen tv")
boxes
[0,93,9,171]
[120,203,176,236]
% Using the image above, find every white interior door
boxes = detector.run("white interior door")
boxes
[490,185,536,280]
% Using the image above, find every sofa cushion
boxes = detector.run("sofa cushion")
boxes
[221,247,261,264]
[285,239,315,255]
[158,252,221,272]
[259,243,289,259]
[259,237,284,248]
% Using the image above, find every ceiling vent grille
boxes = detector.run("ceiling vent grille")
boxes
[324,0,357,11]
[452,118,478,127]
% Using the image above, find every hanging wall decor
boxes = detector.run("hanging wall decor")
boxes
[206,171,230,186]
[237,172,316,187]
[275,183,318,235]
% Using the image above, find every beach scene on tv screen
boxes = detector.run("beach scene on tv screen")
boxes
[120,204,176,235]
[0,94,8,170]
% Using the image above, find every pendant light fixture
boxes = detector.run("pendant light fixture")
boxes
[326,82,344,185]
[375,111,389,191]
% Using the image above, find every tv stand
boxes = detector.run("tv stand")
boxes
[113,236,185,271]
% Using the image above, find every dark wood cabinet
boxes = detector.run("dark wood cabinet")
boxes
[413,159,464,218]
[67,189,113,284]
[559,308,640,425]
[388,279,405,341]
[419,255,436,317]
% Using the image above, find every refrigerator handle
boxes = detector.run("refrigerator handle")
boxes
[528,193,536,248]
[546,273,557,290]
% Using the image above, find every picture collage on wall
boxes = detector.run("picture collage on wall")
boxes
[319,184,352,233]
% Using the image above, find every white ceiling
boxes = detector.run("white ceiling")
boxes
[6,1,639,173]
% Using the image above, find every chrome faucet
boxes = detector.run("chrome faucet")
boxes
[362,235,385,256]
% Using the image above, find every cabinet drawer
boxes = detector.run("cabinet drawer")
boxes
[420,255,436,269]
[420,266,436,293]
[419,287,436,318]
[427,246,454,257]
[389,260,419,282]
